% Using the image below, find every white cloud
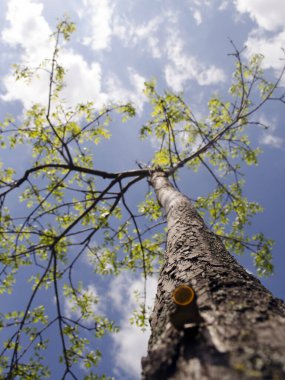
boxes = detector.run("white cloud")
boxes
[1,0,150,111]
[233,1,285,76]
[108,273,157,378]
[1,0,107,110]
[1,56,106,110]
[113,12,177,59]
[1,0,52,107]
[259,115,277,131]
[193,10,202,25]
[113,7,179,58]
[218,0,229,11]
[243,29,285,71]
[113,15,162,46]
[81,0,114,50]
[60,52,107,108]
[113,320,149,378]
[258,115,283,149]
[1,51,107,110]
[235,0,285,32]
[1,71,49,108]
[147,36,161,58]
[164,34,226,91]
[105,68,147,113]
[188,0,211,6]
[130,17,162,41]
[1,0,51,51]
[260,134,283,148]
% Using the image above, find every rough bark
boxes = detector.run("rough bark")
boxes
[142,171,285,380]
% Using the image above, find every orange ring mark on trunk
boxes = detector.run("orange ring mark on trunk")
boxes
[173,285,195,306]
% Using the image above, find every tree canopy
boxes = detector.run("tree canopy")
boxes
[0,20,284,379]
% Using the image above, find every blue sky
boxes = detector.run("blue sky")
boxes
[0,1,285,379]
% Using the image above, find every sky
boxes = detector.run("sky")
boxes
[0,1,285,379]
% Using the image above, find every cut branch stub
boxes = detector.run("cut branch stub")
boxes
[173,285,195,306]
[170,285,203,329]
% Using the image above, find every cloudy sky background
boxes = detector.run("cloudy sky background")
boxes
[0,1,285,379]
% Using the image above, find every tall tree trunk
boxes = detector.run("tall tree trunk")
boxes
[142,171,285,380]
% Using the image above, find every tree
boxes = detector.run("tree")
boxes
[0,20,285,379]
[142,171,285,379]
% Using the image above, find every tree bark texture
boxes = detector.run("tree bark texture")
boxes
[142,171,285,380]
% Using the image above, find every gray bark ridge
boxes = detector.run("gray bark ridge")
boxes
[142,171,285,380]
